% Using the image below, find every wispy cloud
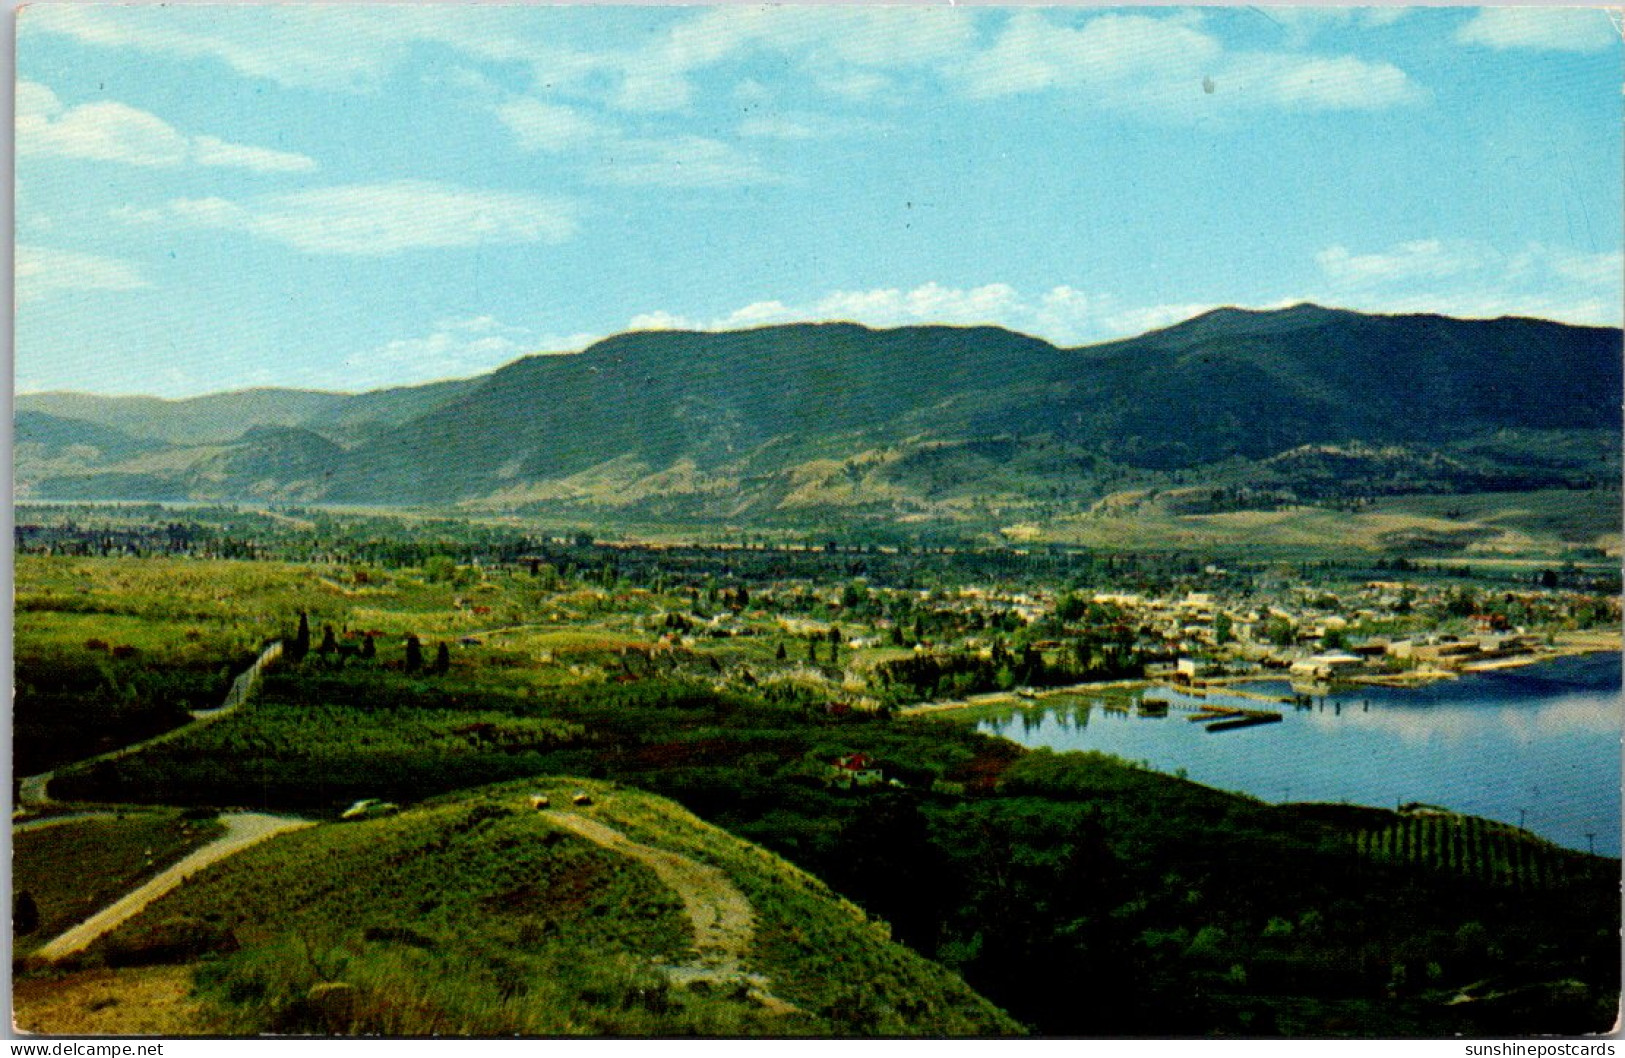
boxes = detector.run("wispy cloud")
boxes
[961,12,1220,100]
[737,110,893,141]
[1456,8,1619,53]
[1313,238,1624,325]
[18,80,317,172]
[495,97,609,154]
[1212,52,1424,111]
[959,11,1423,113]
[591,135,783,189]
[324,315,595,389]
[117,181,577,255]
[17,244,152,303]
[495,95,783,188]
[20,5,541,92]
[1317,240,1494,284]
[1261,8,1413,46]
[25,6,1430,127]
[603,6,975,111]
[625,282,1215,345]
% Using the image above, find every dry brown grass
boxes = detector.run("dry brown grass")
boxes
[14,965,212,1036]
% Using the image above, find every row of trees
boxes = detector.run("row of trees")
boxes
[285,613,449,675]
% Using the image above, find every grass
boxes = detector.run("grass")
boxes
[492,779,1023,1035]
[12,810,226,958]
[55,781,1018,1036]
[1042,488,1621,558]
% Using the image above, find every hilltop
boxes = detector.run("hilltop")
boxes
[17,779,1021,1036]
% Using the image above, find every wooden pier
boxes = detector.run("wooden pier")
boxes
[1147,685,1284,733]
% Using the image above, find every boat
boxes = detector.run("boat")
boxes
[1205,713,1283,733]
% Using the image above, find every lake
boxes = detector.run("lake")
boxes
[978,651,1621,856]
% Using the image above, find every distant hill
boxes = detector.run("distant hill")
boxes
[16,410,160,461]
[17,306,1622,540]
[16,376,480,447]
[46,780,1021,1036]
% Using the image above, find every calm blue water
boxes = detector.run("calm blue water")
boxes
[980,652,1622,856]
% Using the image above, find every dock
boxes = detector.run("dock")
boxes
[1205,713,1283,733]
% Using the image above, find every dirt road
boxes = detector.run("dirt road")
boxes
[542,810,796,1014]
[31,812,314,962]
[16,642,282,810]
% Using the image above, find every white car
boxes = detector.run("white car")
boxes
[340,798,399,821]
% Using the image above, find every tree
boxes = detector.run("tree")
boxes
[424,555,457,584]
[360,634,376,660]
[775,642,788,662]
[288,612,311,662]
[318,624,338,655]
[404,634,424,674]
[432,642,451,675]
[807,635,819,665]
[1214,612,1233,646]
[14,891,39,936]
[1056,593,1088,623]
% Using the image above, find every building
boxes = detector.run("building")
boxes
[1289,652,1365,680]
[828,753,883,789]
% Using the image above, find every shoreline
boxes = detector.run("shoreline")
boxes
[900,639,1621,717]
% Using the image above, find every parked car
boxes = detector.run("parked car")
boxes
[340,798,399,821]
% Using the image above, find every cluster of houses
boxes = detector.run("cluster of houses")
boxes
[1097,581,1564,684]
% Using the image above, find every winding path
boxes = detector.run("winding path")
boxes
[542,810,797,1014]
[30,812,315,962]
[17,641,282,810]
[18,642,313,969]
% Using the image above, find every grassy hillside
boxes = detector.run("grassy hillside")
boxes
[26,781,1019,1037]
[13,812,226,959]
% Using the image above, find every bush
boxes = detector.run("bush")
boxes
[103,916,238,966]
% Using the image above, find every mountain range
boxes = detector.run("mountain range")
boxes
[16,304,1622,536]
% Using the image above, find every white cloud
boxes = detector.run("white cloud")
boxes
[21,5,543,92]
[737,111,892,141]
[1097,302,1222,337]
[495,93,782,188]
[119,181,576,256]
[614,6,975,110]
[958,11,1422,114]
[1317,240,1493,284]
[16,244,152,303]
[593,135,782,189]
[962,12,1221,100]
[190,135,316,174]
[325,316,597,390]
[1264,8,1413,45]
[626,282,1189,345]
[496,98,609,153]
[1215,53,1424,111]
[1456,8,1619,52]
[1312,238,1623,326]
[18,80,316,172]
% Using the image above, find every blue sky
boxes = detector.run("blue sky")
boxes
[15,4,1624,397]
